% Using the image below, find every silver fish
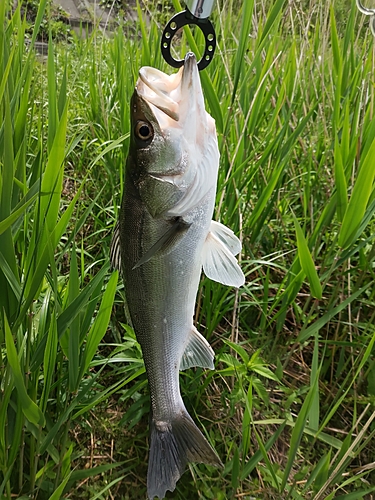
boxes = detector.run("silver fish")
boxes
[111,52,245,499]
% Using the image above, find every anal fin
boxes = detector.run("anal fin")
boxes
[180,326,215,370]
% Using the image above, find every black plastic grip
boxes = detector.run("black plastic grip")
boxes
[161,10,216,71]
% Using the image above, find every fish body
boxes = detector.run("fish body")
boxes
[111,53,244,499]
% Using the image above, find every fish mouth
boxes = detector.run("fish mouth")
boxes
[136,53,205,129]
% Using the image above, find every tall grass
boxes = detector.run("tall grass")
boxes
[1,0,375,498]
[0,1,125,497]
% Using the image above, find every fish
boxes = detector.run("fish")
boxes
[110,52,245,499]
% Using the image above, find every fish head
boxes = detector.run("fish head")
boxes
[128,52,219,218]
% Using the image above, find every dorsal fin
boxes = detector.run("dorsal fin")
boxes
[110,221,122,272]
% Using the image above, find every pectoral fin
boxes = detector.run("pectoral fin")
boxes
[202,223,245,288]
[180,326,215,370]
[110,221,122,272]
[133,217,191,269]
[209,220,242,255]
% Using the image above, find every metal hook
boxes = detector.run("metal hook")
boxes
[356,0,375,16]
[356,0,375,36]
[371,15,375,36]
[160,10,216,71]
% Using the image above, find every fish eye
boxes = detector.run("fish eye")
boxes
[135,121,153,141]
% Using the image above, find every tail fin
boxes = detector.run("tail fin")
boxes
[147,408,222,499]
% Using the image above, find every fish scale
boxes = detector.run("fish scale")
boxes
[121,192,213,412]
[111,52,245,499]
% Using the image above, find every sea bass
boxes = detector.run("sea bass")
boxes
[110,52,245,499]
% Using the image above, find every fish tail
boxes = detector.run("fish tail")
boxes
[147,408,222,499]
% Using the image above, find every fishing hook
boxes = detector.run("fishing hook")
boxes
[356,0,375,36]
[161,0,216,71]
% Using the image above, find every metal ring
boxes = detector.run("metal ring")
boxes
[356,0,375,38]
[356,0,375,16]
[161,10,216,71]
[371,15,375,36]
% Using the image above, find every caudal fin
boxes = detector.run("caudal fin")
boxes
[147,409,222,499]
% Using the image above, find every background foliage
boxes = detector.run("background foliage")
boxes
[1,0,375,498]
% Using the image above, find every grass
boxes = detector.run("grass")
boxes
[1,0,375,498]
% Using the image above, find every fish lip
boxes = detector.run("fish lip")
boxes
[182,52,197,74]
[135,52,201,125]
[137,69,181,121]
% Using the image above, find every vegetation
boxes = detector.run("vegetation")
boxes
[1,0,375,498]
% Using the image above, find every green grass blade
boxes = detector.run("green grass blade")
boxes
[303,450,331,492]
[18,183,84,330]
[67,462,125,488]
[334,135,348,223]
[0,46,14,104]
[80,271,118,376]
[39,102,68,239]
[308,335,320,431]
[281,374,319,491]
[0,250,21,301]
[338,136,375,248]
[89,475,126,500]
[68,246,80,392]
[137,0,151,66]
[259,0,287,45]
[56,265,108,339]
[27,0,48,51]
[241,422,286,480]
[298,284,371,342]
[48,472,72,500]
[293,215,322,299]
[334,489,375,500]
[200,71,224,133]
[330,5,342,78]
[0,193,37,235]
[40,312,58,413]
[232,0,254,101]
[47,35,57,153]
[4,313,45,426]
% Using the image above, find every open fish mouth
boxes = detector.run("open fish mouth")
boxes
[136,52,205,129]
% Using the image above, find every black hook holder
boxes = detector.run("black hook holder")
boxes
[161,10,216,71]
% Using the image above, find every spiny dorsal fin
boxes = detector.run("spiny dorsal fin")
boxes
[180,326,214,370]
[202,222,245,288]
[110,221,122,272]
